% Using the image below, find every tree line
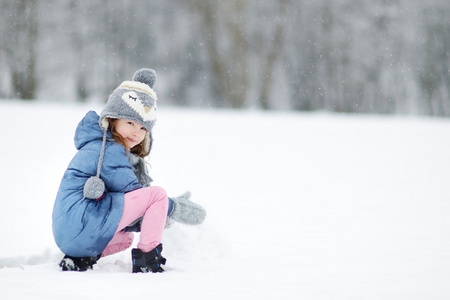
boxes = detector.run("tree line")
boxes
[0,0,449,116]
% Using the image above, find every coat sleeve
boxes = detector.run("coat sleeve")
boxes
[100,143,142,193]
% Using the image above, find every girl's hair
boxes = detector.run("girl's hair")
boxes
[107,118,151,158]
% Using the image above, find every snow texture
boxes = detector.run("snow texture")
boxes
[0,101,449,299]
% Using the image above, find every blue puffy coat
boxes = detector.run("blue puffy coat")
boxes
[52,111,142,257]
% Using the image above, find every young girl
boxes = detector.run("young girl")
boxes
[52,68,206,273]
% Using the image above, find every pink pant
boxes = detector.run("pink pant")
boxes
[102,186,168,256]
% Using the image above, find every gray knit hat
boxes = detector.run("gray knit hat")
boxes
[100,68,158,153]
[83,68,158,199]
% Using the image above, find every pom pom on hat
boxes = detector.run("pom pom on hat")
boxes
[132,68,157,89]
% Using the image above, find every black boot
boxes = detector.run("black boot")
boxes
[59,254,101,271]
[132,244,166,273]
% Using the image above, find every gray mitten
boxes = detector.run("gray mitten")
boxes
[165,191,206,228]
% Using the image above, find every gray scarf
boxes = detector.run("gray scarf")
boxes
[130,153,152,187]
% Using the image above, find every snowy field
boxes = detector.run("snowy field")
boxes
[0,100,449,299]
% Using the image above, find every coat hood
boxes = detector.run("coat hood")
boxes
[74,111,111,150]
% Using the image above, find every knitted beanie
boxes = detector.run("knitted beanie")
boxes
[100,68,158,153]
[83,68,158,199]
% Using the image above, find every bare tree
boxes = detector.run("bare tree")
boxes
[419,2,450,116]
[1,0,38,99]
[190,0,249,108]
[257,0,290,110]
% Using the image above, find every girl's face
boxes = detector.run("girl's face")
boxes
[115,119,147,149]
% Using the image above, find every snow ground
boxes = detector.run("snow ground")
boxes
[0,100,449,299]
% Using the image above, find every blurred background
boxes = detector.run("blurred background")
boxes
[0,0,449,116]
